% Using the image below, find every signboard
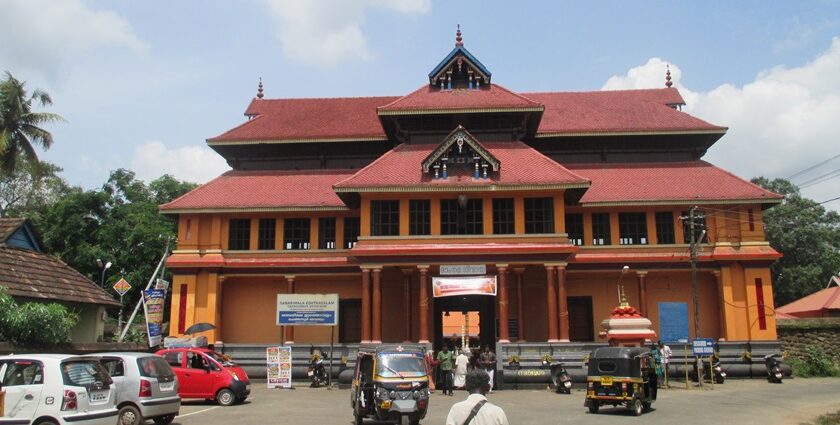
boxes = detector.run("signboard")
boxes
[692,338,716,356]
[439,264,486,276]
[142,289,166,347]
[112,278,131,296]
[155,279,170,291]
[432,276,497,298]
[277,294,339,326]
[266,346,292,389]
[658,302,689,343]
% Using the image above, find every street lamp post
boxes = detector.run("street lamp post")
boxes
[96,259,113,288]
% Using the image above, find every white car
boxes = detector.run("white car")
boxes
[0,354,119,425]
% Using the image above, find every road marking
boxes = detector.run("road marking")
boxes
[177,406,219,418]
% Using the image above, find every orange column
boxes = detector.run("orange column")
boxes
[284,275,295,344]
[497,265,510,343]
[557,264,569,342]
[361,269,371,343]
[637,271,648,317]
[418,266,430,343]
[546,265,559,342]
[372,268,382,343]
[402,268,413,342]
[514,268,526,341]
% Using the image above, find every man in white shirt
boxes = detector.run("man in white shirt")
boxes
[454,349,470,389]
[659,340,672,388]
[445,369,509,425]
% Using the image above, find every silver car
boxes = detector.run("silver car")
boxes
[88,353,180,425]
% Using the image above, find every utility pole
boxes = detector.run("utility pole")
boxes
[689,206,703,386]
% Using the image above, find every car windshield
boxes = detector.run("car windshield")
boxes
[62,361,112,387]
[137,356,174,378]
[376,353,425,378]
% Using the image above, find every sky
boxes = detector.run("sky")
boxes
[1,0,839,209]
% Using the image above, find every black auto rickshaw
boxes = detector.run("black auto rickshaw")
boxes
[350,345,430,425]
[584,347,657,416]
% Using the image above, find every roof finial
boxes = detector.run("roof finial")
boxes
[665,64,673,88]
[257,77,264,99]
[455,24,463,47]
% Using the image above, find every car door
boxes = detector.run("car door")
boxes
[180,351,216,398]
[162,351,188,396]
[98,357,128,403]
[0,359,45,421]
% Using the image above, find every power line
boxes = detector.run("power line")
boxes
[820,195,840,205]
[788,153,840,180]
[797,168,840,189]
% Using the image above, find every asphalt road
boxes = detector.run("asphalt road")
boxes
[170,378,840,425]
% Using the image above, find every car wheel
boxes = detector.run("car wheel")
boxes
[153,415,176,425]
[216,388,236,406]
[588,402,599,414]
[36,421,59,425]
[631,398,643,416]
[119,405,142,425]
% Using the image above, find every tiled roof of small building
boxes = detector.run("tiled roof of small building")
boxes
[777,283,840,317]
[567,161,783,205]
[0,246,120,306]
[377,84,542,114]
[160,169,358,212]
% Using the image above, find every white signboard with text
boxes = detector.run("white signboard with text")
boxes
[277,293,339,326]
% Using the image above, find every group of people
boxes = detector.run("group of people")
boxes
[425,344,497,396]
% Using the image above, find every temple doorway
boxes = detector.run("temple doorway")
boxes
[433,295,496,351]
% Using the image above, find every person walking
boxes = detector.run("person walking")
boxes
[659,340,672,388]
[651,342,663,388]
[424,349,438,392]
[454,349,470,389]
[445,369,509,425]
[479,345,497,392]
[437,345,455,396]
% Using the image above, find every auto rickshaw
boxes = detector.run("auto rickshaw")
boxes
[350,345,430,425]
[584,347,657,416]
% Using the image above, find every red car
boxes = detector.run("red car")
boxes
[156,348,250,406]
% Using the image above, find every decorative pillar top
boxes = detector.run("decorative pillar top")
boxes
[257,77,264,99]
[455,24,463,47]
[598,286,656,346]
[665,65,673,88]
[284,274,295,281]
[636,271,648,277]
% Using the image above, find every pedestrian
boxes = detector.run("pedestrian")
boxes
[424,349,438,392]
[479,345,497,392]
[445,369,509,425]
[650,342,663,387]
[437,345,455,396]
[659,340,672,388]
[454,349,470,389]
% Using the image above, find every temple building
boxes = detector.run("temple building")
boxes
[161,28,782,351]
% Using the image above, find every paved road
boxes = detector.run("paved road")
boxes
[171,378,840,425]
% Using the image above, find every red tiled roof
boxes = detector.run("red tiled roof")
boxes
[0,218,25,242]
[524,88,725,135]
[378,84,542,114]
[777,283,840,317]
[567,161,782,205]
[0,246,120,306]
[209,96,399,143]
[160,169,357,212]
[335,141,589,190]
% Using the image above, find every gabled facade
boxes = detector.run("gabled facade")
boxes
[161,30,782,348]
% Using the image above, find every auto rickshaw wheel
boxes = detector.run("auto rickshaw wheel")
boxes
[642,401,652,412]
[354,413,363,425]
[588,402,599,414]
[630,398,643,416]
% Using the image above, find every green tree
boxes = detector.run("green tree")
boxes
[0,155,71,218]
[752,177,840,306]
[0,71,65,173]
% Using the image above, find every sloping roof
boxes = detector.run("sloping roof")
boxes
[567,161,783,206]
[160,169,358,212]
[209,96,399,143]
[777,283,840,317]
[428,45,492,84]
[334,141,589,191]
[378,84,542,114]
[0,246,120,306]
[0,218,26,241]
[524,88,725,135]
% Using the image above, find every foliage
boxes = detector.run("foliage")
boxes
[751,177,840,306]
[0,155,71,218]
[111,325,148,344]
[805,409,840,425]
[0,71,65,173]
[787,344,840,378]
[0,286,79,346]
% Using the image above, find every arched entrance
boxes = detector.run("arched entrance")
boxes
[433,294,496,351]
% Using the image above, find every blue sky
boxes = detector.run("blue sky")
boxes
[1,0,839,207]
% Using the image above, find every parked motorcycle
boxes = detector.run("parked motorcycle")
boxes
[543,359,573,394]
[712,359,726,384]
[308,355,328,387]
[765,354,783,383]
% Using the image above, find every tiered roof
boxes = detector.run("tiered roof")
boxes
[378,84,542,115]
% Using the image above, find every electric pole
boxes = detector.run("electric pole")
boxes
[689,205,703,386]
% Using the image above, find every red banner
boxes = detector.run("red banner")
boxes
[432,276,497,298]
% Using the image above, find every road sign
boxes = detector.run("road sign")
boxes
[155,279,170,291]
[277,294,339,326]
[113,278,131,296]
[692,338,715,356]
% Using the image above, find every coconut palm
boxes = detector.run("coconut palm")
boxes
[0,71,65,174]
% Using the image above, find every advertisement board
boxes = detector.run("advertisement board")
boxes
[266,346,292,389]
[432,276,497,298]
[277,294,339,326]
[142,289,166,347]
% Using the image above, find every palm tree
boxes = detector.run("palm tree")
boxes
[0,71,65,174]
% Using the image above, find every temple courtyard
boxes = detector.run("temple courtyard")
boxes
[172,377,840,424]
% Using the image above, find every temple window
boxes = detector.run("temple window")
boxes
[409,200,431,236]
[318,218,336,249]
[441,198,483,235]
[228,219,250,250]
[258,218,276,250]
[492,198,515,235]
[371,200,400,236]
[655,212,676,244]
[591,213,611,245]
[565,213,584,245]
[619,212,648,245]
[524,197,554,234]
[343,217,360,248]
[283,218,311,250]
[681,210,709,243]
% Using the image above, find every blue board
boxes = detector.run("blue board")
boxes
[659,302,689,343]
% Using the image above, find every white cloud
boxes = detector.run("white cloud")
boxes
[601,38,840,209]
[0,0,147,77]
[262,0,430,68]
[130,141,229,184]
